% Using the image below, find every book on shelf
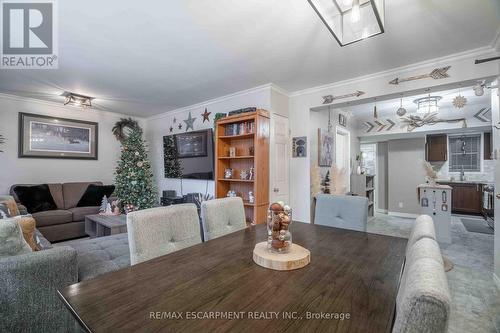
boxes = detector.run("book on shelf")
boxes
[224,121,255,136]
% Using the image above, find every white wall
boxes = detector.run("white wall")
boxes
[145,85,273,199]
[0,94,143,194]
[289,47,500,223]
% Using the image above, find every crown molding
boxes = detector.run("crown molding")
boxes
[492,27,500,51]
[289,46,499,98]
[146,83,281,121]
[0,92,137,120]
[269,83,290,97]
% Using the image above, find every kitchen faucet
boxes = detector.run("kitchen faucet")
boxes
[460,165,465,181]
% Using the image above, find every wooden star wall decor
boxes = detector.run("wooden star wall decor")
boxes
[202,108,211,123]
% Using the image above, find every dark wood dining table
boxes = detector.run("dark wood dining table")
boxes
[59,223,407,333]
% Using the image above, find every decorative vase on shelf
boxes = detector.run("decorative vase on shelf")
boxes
[266,202,292,253]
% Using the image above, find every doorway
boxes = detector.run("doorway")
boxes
[335,126,351,190]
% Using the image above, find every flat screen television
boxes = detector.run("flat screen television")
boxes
[163,129,214,180]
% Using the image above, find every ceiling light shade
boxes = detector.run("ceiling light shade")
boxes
[61,92,93,108]
[414,96,441,114]
[307,0,385,46]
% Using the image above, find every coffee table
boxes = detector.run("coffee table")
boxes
[84,214,127,238]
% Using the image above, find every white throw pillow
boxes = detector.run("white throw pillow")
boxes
[0,218,32,258]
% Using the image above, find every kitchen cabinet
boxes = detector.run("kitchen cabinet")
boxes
[439,182,483,214]
[426,134,447,162]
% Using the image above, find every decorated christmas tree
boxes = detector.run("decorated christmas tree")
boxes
[163,135,182,178]
[114,128,157,211]
[321,171,331,194]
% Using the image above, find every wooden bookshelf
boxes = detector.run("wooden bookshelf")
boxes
[351,174,375,217]
[215,109,270,224]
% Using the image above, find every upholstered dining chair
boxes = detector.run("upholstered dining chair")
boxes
[127,204,202,265]
[201,197,246,241]
[313,194,368,232]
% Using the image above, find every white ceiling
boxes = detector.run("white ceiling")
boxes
[340,85,492,119]
[0,0,498,117]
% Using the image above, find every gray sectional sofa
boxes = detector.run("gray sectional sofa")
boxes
[1,222,130,332]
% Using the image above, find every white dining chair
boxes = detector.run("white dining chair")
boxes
[127,204,201,265]
[313,194,368,232]
[201,197,246,241]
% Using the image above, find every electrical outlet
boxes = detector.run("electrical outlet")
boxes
[398,202,404,208]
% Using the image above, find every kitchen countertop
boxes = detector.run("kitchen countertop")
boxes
[437,179,494,185]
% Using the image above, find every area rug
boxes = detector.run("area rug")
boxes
[461,218,494,235]
[443,256,454,272]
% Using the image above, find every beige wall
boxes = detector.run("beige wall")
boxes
[387,138,426,215]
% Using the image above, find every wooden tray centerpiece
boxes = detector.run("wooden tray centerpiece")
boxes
[252,202,311,271]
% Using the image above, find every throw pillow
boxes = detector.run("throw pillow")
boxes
[0,218,32,258]
[0,199,20,217]
[12,216,38,251]
[77,184,115,207]
[13,184,57,214]
[0,203,9,219]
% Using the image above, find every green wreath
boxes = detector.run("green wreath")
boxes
[112,118,142,142]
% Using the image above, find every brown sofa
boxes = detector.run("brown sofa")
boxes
[10,182,110,242]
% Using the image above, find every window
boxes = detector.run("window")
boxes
[360,143,376,175]
[448,134,481,172]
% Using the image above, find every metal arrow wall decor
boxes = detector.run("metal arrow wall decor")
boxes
[389,66,451,85]
[322,90,365,104]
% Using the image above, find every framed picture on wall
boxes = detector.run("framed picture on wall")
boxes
[339,113,347,127]
[19,113,98,159]
[318,128,334,167]
[292,136,307,158]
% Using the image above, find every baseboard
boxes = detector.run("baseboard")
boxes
[494,273,500,291]
[376,208,388,214]
[388,211,419,219]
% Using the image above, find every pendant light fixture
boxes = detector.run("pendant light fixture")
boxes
[396,94,407,116]
[307,0,385,46]
[373,98,378,118]
[414,94,441,114]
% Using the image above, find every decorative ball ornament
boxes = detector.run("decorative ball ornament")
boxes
[396,97,407,117]
[112,118,141,142]
[135,151,140,156]
[137,161,144,167]
[452,95,467,109]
